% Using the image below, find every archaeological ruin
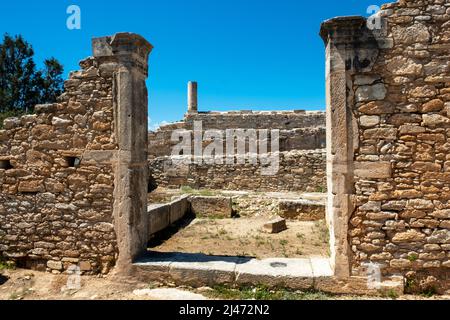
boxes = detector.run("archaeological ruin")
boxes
[1,0,449,295]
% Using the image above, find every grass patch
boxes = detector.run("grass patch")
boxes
[407,253,418,262]
[0,257,15,271]
[313,220,330,245]
[180,186,217,197]
[315,186,326,193]
[204,285,333,300]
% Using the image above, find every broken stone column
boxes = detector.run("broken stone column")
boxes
[187,81,198,113]
[93,33,153,274]
[320,17,379,278]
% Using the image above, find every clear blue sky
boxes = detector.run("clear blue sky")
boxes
[0,0,387,128]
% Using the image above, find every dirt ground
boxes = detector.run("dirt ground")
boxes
[1,269,449,300]
[148,187,329,259]
[150,216,329,259]
[0,269,156,300]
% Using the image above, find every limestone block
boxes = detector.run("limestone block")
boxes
[354,161,391,179]
[169,195,190,224]
[392,230,426,243]
[18,180,44,193]
[263,216,288,234]
[278,199,325,221]
[188,196,233,218]
[148,204,171,235]
[386,56,423,76]
[355,83,387,102]
[427,230,450,244]
[420,99,444,113]
[47,260,63,271]
[360,115,380,128]
[358,101,394,115]
[392,23,430,44]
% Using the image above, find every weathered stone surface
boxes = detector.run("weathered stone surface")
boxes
[420,99,444,113]
[387,57,423,76]
[263,216,288,234]
[427,230,450,244]
[278,199,325,221]
[358,101,394,115]
[0,33,153,276]
[150,149,326,193]
[392,23,430,45]
[360,116,380,128]
[392,230,426,243]
[189,196,233,218]
[47,260,63,271]
[18,180,44,193]
[354,162,391,179]
[355,84,387,102]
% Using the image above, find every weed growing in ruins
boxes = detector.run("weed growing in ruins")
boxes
[407,253,419,262]
[180,186,217,197]
[0,257,15,271]
[313,220,330,244]
[315,186,326,193]
[204,285,333,300]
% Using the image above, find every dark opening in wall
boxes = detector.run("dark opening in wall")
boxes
[65,157,81,168]
[148,176,158,193]
[0,160,13,170]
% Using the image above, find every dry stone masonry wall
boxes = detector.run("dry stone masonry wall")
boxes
[0,56,117,274]
[149,111,327,192]
[321,0,450,290]
[0,33,153,274]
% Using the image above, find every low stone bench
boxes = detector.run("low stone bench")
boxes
[148,195,190,236]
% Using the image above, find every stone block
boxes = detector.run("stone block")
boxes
[263,216,287,233]
[47,260,63,271]
[188,196,233,218]
[169,195,190,224]
[148,204,171,235]
[278,199,325,221]
[354,161,391,179]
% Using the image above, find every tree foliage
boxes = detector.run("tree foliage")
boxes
[0,34,64,117]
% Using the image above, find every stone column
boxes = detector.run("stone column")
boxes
[187,81,198,113]
[93,33,153,274]
[320,17,379,278]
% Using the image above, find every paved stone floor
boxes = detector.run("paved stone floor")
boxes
[134,252,333,290]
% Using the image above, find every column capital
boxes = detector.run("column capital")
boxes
[92,33,153,77]
[320,16,367,45]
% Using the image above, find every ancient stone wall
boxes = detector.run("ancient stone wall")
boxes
[0,33,152,274]
[322,0,450,289]
[149,111,326,158]
[149,110,326,192]
[150,150,326,192]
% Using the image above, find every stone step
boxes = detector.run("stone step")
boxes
[133,252,404,295]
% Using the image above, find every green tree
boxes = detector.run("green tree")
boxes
[37,58,64,105]
[0,34,64,117]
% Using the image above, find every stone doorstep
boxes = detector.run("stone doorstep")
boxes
[133,254,404,295]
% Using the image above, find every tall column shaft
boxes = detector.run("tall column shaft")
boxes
[320,17,379,278]
[188,81,198,113]
[93,33,153,274]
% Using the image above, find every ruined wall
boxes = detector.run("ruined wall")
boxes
[0,33,152,274]
[0,58,117,274]
[150,150,326,192]
[149,110,326,192]
[149,111,326,158]
[322,0,450,288]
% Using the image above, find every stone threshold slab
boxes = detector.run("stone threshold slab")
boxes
[133,252,404,295]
